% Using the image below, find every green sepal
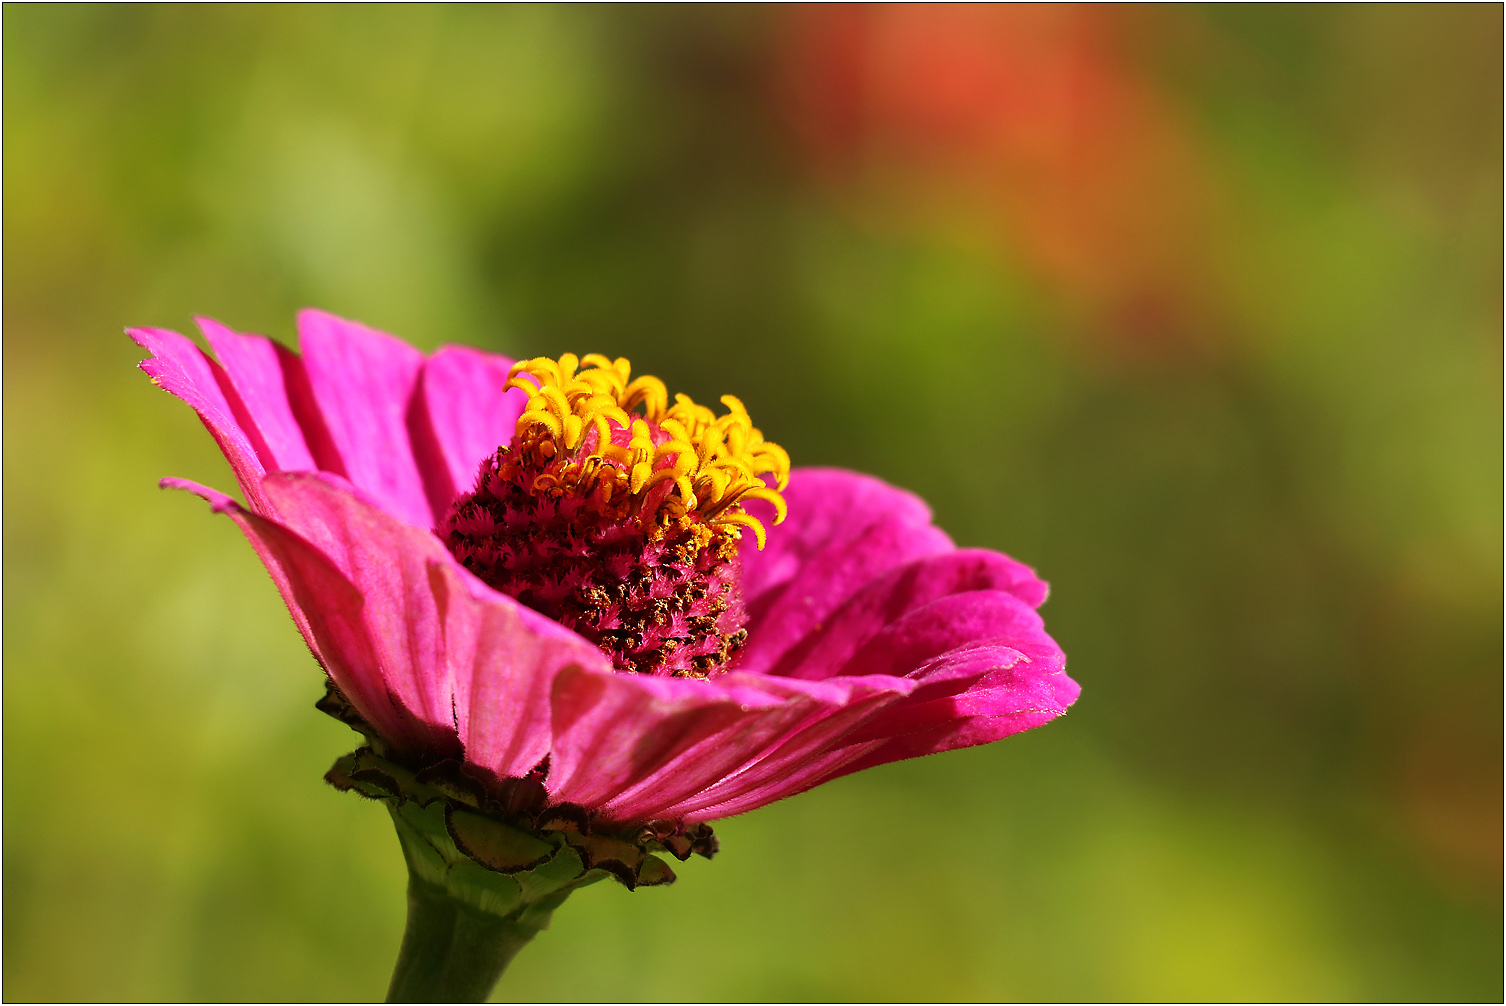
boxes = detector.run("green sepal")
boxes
[325,742,715,894]
[328,748,603,918]
[446,807,556,873]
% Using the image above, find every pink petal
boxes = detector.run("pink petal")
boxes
[258,471,453,730]
[296,309,433,529]
[545,666,791,812]
[429,561,608,780]
[407,345,527,522]
[677,741,886,821]
[771,548,1051,680]
[671,593,1073,816]
[740,467,938,604]
[131,327,271,514]
[661,674,915,819]
[834,589,1050,680]
[598,674,900,822]
[165,471,612,772]
[735,511,953,675]
[836,642,1080,774]
[195,317,320,475]
[684,639,1075,819]
[899,641,1036,704]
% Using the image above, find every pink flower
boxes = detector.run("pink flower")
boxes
[133,310,1077,840]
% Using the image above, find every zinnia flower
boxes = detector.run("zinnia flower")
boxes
[133,309,1078,1000]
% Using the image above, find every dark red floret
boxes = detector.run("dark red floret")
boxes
[440,443,749,678]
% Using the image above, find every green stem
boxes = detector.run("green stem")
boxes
[385,876,540,1003]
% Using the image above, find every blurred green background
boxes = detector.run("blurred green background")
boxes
[4,4,1500,1001]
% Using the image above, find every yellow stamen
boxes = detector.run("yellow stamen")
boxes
[505,353,789,547]
[708,511,768,550]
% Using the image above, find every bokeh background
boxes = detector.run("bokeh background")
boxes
[4,4,1501,1000]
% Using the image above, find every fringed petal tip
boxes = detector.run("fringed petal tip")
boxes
[159,476,244,515]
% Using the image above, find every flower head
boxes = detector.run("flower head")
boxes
[132,310,1078,897]
[444,353,788,678]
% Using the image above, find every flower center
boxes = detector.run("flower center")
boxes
[440,353,789,678]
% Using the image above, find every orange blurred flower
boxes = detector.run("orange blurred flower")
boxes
[781,3,1228,359]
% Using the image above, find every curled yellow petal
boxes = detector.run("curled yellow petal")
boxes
[712,511,767,550]
[736,486,787,524]
[502,352,790,543]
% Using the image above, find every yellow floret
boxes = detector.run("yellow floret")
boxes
[504,353,789,547]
